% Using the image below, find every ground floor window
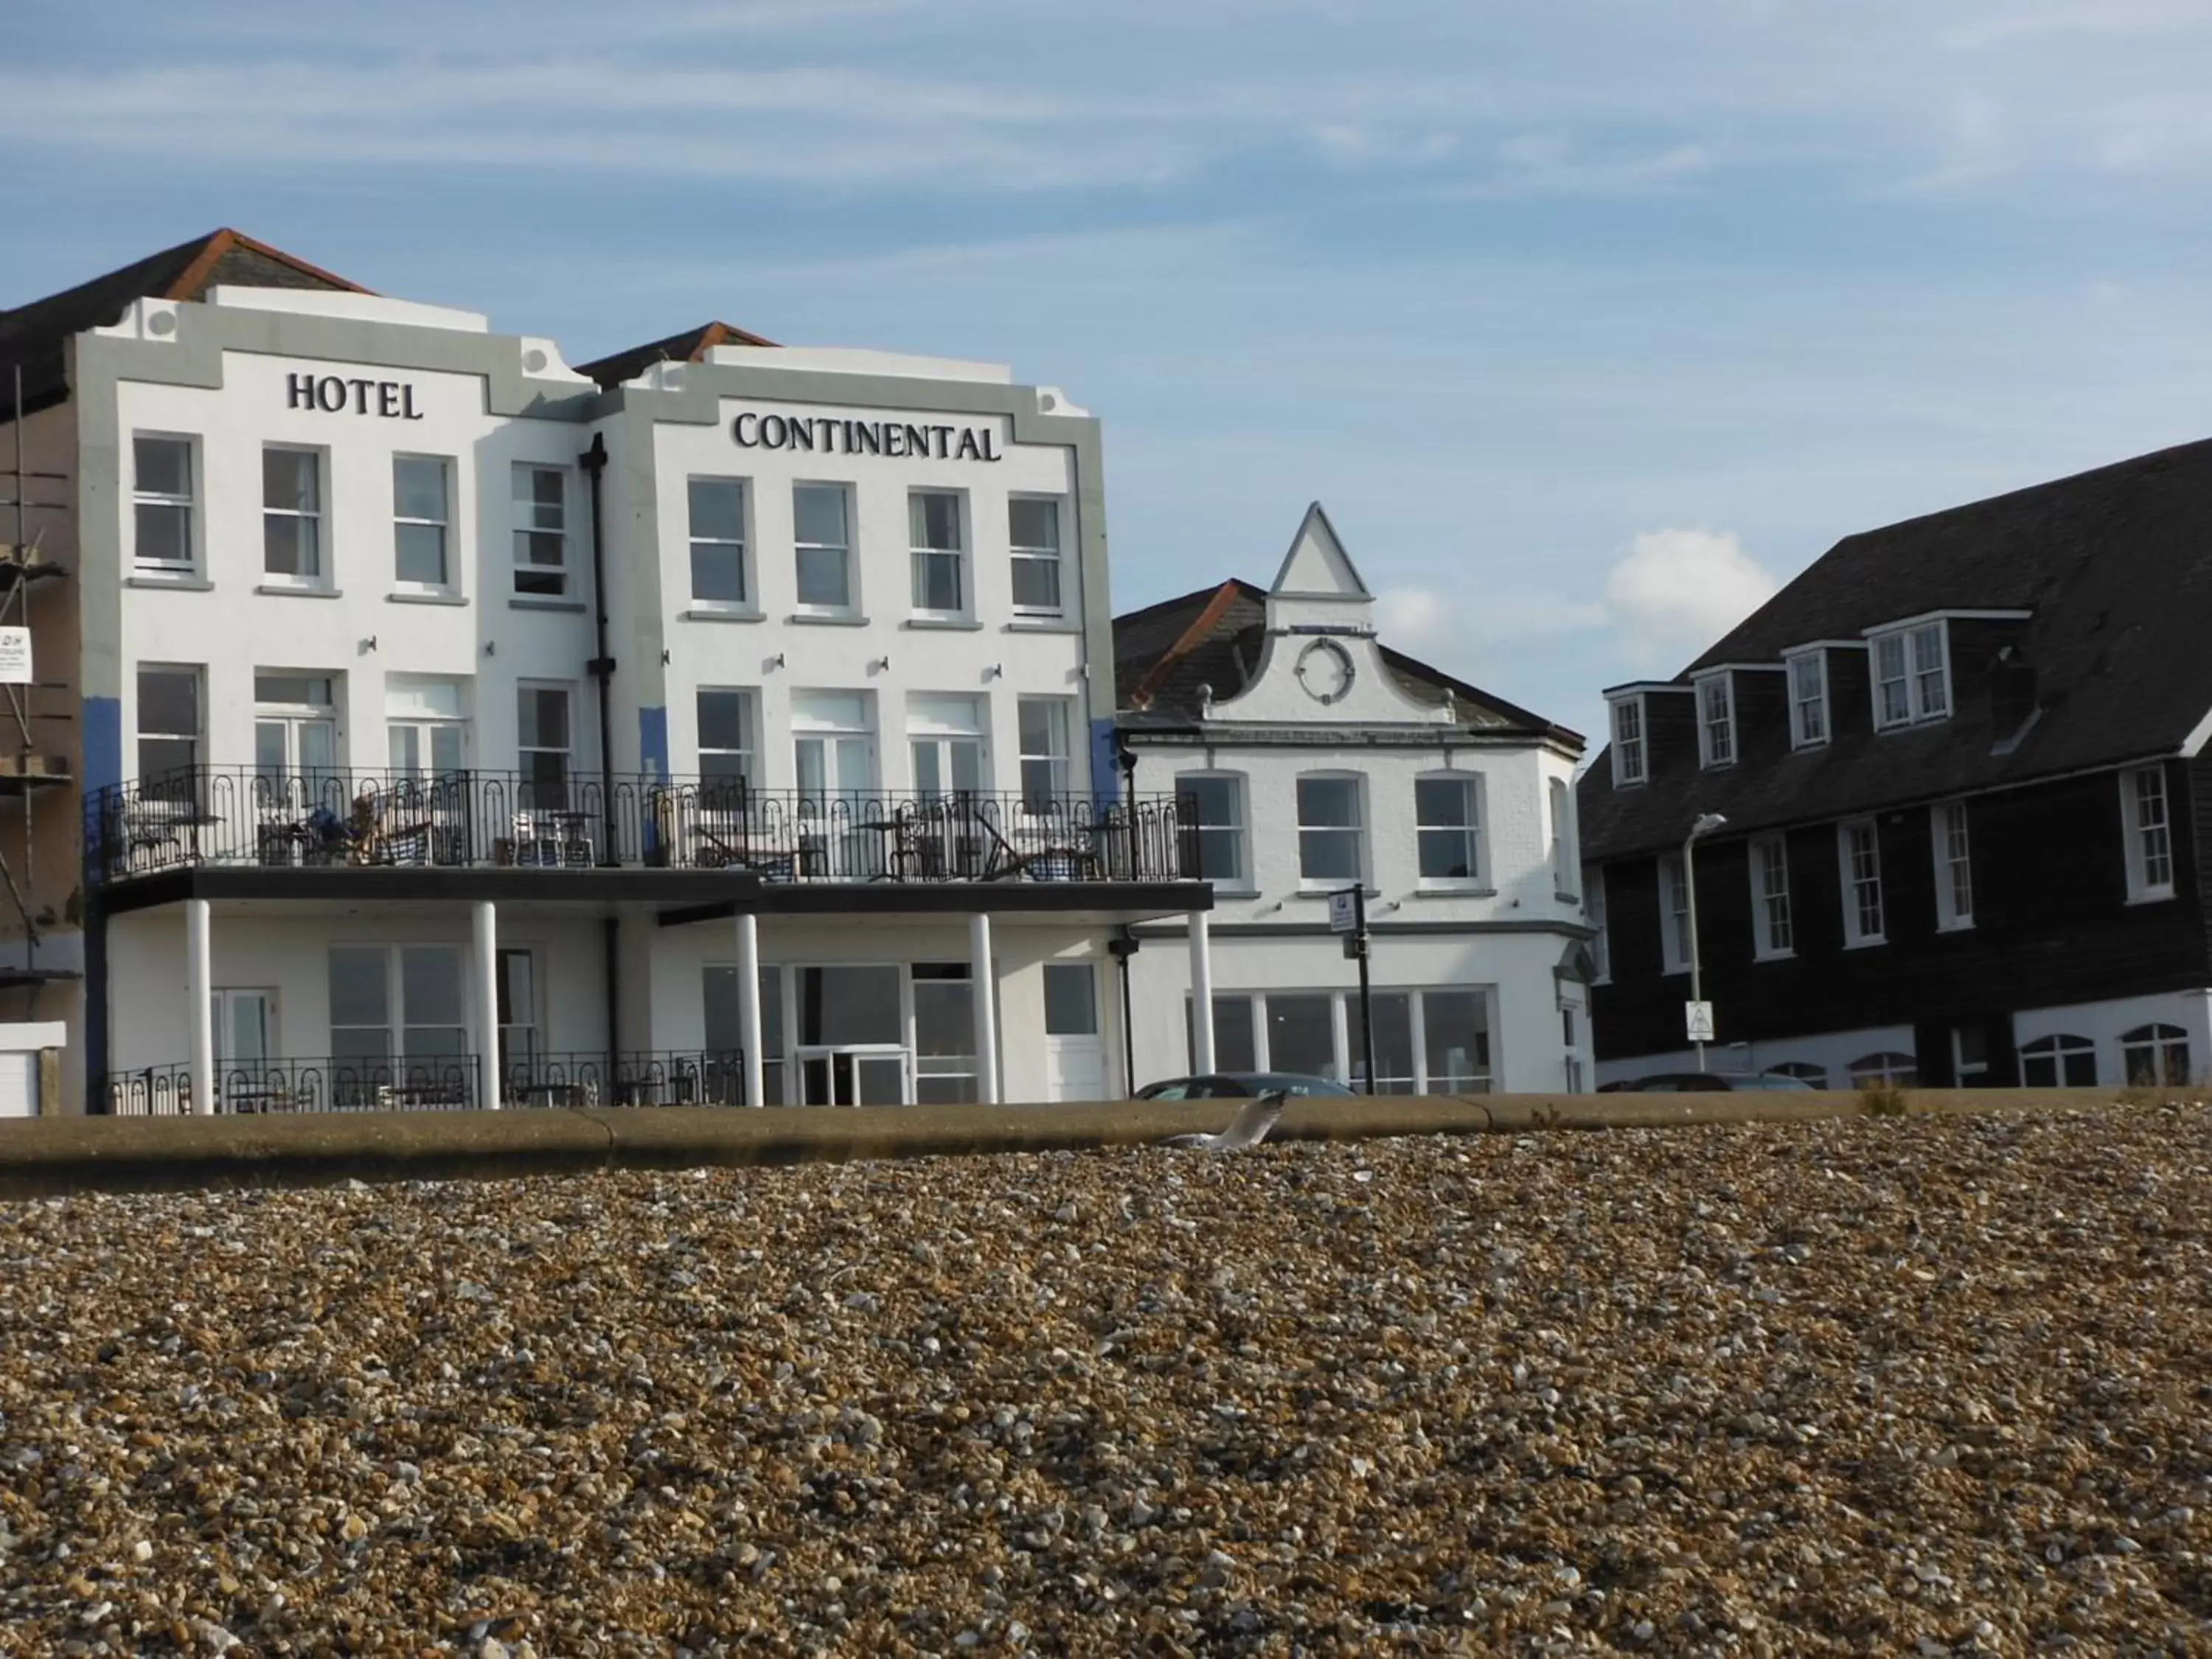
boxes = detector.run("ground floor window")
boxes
[2020,1033,2096,1088]
[911,963,976,1105]
[1768,1061,1829,1087]
[704,964,787,1105]
[1847,1051,1917,1088]
[1188,985,1492,1093]
[702,961,980,1106]
[2121,1023,2190,1087]
[328,945,466,1062]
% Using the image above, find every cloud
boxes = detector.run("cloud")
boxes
[1602,528,1778,672]
[1374,585,1454,653]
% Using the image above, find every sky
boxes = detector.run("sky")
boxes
[4,0,2209,745]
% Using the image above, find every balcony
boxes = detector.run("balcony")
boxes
[86,769,1197,888]
[100,1050,749,1115]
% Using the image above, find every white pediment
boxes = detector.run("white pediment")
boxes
[1270,502,1371,601]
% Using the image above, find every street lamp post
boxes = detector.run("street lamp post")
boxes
[1685,812,1728,1072]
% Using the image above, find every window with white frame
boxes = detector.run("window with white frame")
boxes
[912,962,978,1105]
[2123,765,2175,901]
[2121,1023,2190,1087]
[1585,867,1609,982]
[1770,1060,1827,1086]
[512,464,568,596]
[1933,801,1974,929]
[793,691,877,802]
[133,434,195,573]
[1297,775,1364,885]
[688,478,748,606]
[1658,855,1691,974]
[2020,1033,2096,1088]
[262,446,323,583]
[1697,674,1735,768]
[253,672,338,790]
[1009,495,1065,616]
[1848,1051,1917,1088]
[387,675,467,781]
[393,456,453,590]
[1839,818,1885,945]
[793,483,852,612]
[1789,652,1828,747]
[136,664,201,799]
[908,694,986,801]
[1189,986,1491,1093]
[1415,774,1481,884]
[1872,622,1950,728]
[1610,696,1646,786]
[698,688,756,799]
[1016,698,1072,810]
[1750,833,1792,958]
[518,684,571,807]
[1549,777,1576,897]
[705,964,785,1104]
[328,945,466,1063]
[909,490,965,615]
[497,948,539,1071]
[1180,774,1248,887]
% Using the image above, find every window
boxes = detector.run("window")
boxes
[387,676,467,780]
[1848,1051,1917,1088]
[1610,697,1646,786]
[1933,801,1974,930]
[704,964,785,1105]
[496,948,538,1071]
[1181,775,1247,886]
[1043,963,1098,1036]
[136,665,201,797]
[1009,496,1065,616]
[328,945,466,1062]
[1191,987,1489,1093]
[253,672,337,791]
[2121,1023,2190,1088]
[2020,1033,2096,1088]
[1585,867,1609,983]
[1750,834,1792,959]
[1952,1023,1991,1084]
[1770,1060,1827,1087]
[133,435,195,572]
[793,484,852,612]
[1872,622,1949,728]
[1422,990,1491,1093]
[512,464,568,596]
[1368,994,1417,1094]
[1200,995,1259,1073]
[262,447,322,582]
[1697,675,1735,768]
[1658,854,1690,975]
[393,456,453,589]
[1297,775,1364,884]
[1839,819,1884,946]
[518,684,571,807]
[2123,766,2175,902]
[909,490,964,615]
[1017,698,1071,810]
[1415,774,1481,884]
[1549,778,1576,897]
[688,478,748,606]
[912,962,977,1105]
[1789,653,1828,748]
[793,691,877,803]
[1267,994,1339,1081]
[698,689,756,798]
[908,695,985,801]
[1560,1004,1582,1096]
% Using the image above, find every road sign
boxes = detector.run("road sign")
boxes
[1329,888,1360,934]
[1684,1001,1716,1043]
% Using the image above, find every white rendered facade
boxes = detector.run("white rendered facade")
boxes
[22,270,1208,1113]
[1120,507,1593,1095]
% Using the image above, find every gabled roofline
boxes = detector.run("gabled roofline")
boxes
[1602,681,1697,698]
[1781,638,1871,655]
[166,229,374,302]
[1861,608,2032,638]
[1267,501,1371,599]
[1693,662,1789,677]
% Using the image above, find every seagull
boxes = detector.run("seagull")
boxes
[1157,1089,1290,1152]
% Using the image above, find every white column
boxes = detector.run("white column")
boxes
[735,911,765,1108]
[970,911,1000,1105]
[473,901,501,1109]
[1188,908,1216,1073]
[185,898,214,1116]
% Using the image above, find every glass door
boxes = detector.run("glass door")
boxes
[796,1046,909,1105]
[253,673,338,800]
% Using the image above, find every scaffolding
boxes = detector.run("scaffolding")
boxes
[0,362,76,999]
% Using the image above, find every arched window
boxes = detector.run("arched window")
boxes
[2020,1034,2097,1088]
[1769,1061,1828,1087]
[1848,1051,1917,1088]
[2121,1023,2190,1087]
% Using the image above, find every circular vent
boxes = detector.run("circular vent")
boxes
[147,310,177,338]
[522,347,549,372]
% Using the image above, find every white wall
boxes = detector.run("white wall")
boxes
[1594,1022,1919,1089]
[2012,988,2212,1087]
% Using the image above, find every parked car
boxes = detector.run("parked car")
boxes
[1597,1071,1818,1093]
[1135,1072,1358,1100]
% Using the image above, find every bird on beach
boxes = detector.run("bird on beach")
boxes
[1157,1089,1290,1152]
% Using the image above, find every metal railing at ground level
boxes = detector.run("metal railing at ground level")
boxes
[500,1051,747,1107]
[85,769,1197,888]
[99,1051,751,1115]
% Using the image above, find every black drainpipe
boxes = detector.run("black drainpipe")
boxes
[579,434,621,1082]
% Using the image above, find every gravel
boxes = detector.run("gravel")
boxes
[1,1105,2209,1655]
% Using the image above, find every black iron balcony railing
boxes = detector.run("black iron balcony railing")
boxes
[85,768,1198,888]
[103,1054,485,1116]
[501,1050,748,1107]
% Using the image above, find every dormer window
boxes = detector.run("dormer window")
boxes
[1696,674,1735,768]
[1788,652,1828,747]
[1871,621,1950,729]
[1610,696,1646,787]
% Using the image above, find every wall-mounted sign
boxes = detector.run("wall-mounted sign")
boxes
[286,373,424,419]
[0,627,31,685]
[733,411,1001,462]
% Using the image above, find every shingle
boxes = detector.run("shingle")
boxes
[576,320,779,389]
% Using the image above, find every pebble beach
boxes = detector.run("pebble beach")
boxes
[1,1105,2208,1656]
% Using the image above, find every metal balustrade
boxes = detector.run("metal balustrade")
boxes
[85,768,1197,888]
[500,1051,748,1107]
[103,1054,485,1115]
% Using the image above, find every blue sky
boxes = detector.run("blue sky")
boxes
[4,0,2208,744]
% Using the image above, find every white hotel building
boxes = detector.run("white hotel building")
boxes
[1,230,1206,1113]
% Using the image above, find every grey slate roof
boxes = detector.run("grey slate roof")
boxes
[576,320,779,389]
[1580,435,2212,860]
